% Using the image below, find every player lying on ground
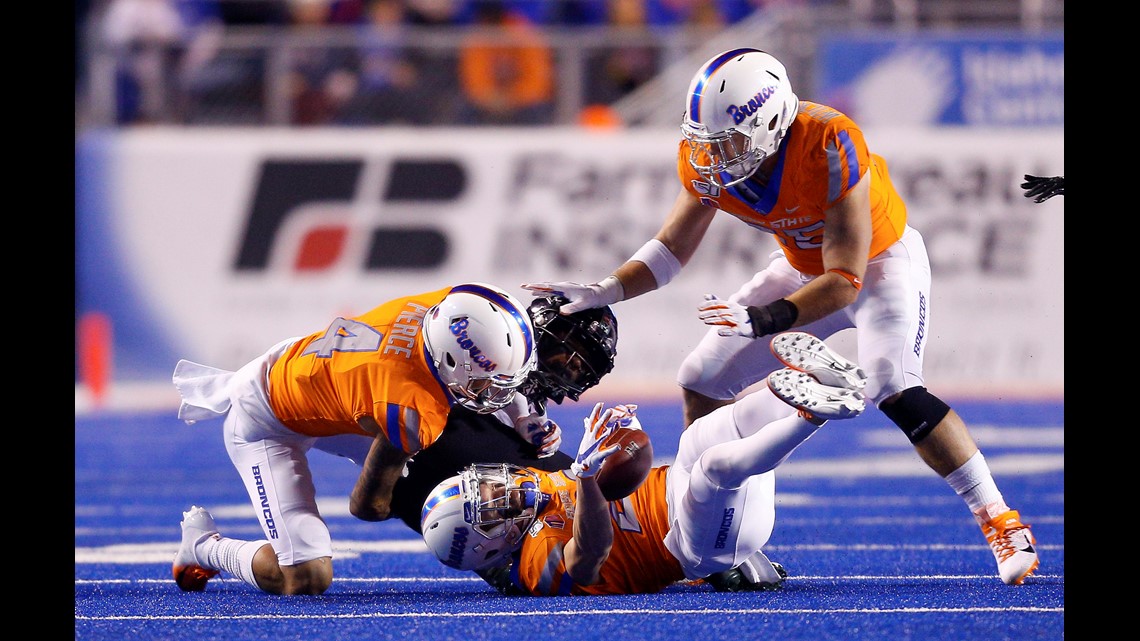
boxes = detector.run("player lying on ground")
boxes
[422,331,868,595]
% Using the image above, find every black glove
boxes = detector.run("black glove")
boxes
[476,564,526,596]
[1020,175,1064,203]
[705,562,788,592]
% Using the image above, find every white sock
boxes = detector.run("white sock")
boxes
[943,451,1007,522]
[200,535,270,589]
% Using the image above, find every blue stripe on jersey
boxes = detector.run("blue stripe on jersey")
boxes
[838,130,860,189]
[688,47,762,124]
[448,283,534,364]
[386,403,403,451]
[537,542,568,595]
[403,407,421,452]
[826,140,842,203]
[827,131,861,203]
[728,126,790,214]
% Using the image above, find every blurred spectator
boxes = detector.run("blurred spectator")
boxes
[405,0,467,24]
[286,0,358,125]
[216,0,289,25]
[582,0,657,107]
[179,0,277,124]
[336,0,434,124]
[326,0,367,23]
[584,0,772,109]
[457,0,554,126]
[100,0,188,124]
[170,1,225,116]
[552,0,609,25]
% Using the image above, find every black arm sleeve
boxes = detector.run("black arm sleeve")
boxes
[388,406,574,531]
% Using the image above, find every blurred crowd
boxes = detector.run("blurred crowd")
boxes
[77,0,793,127]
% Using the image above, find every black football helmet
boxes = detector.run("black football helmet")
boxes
[522,295,618,410]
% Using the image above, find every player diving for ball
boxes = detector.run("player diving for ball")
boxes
[422,331,869,595]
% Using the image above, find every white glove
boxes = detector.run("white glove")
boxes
[570,402,621,479]
[605,403,642,431]
[521,276,624,314]
[697,294,755,338]
[513,413,563,458]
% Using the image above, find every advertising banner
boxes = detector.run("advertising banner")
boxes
[817,31,1064,127]
[76,127,1063,400]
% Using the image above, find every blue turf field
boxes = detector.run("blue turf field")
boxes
[75,399,1063,640]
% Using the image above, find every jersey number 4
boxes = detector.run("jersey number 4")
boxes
[302,318,383,358]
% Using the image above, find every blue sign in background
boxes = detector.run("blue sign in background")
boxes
[817,31,1063,127]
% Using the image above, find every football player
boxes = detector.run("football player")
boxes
[422,332,867,595]
[170,283,547,596]
[522,48,1038,585]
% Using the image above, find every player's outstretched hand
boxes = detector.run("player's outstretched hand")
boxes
[521,276,622,313]
[513,413,563,458]
[698,294,755,338]
[570,402,621,478]
[1021,174,1064,203]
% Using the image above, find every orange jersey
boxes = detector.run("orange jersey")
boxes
[677,100,908,275]
[266,286,454,453]
[513,466,684,595]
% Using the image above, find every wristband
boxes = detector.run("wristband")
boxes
[746,299,798,337]
[827,268,863,291]
[629,238,681,288]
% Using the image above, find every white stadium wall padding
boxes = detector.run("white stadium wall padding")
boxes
[75,126,1063,410]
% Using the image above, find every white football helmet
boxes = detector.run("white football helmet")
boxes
[421,463,545,572]
[681,48,799,188]
[423,283,537,413]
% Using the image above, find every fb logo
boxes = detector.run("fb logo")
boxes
[233,158,466,272]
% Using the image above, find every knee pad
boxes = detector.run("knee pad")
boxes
[676,352,710,393]
[879,387,950,444]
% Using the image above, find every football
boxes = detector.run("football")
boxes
[595,426,654,501]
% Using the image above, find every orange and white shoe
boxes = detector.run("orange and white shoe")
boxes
[982,510,1039,585]
[173,505,220,592]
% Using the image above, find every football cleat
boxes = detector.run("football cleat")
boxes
[173,505,220,592]
[982,509,1039,586]
[768,368,865,421]
[770,332,867,391]
[706,551,788,592]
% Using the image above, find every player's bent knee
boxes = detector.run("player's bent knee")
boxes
[879,387,951,444]
[677,358,703,392]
